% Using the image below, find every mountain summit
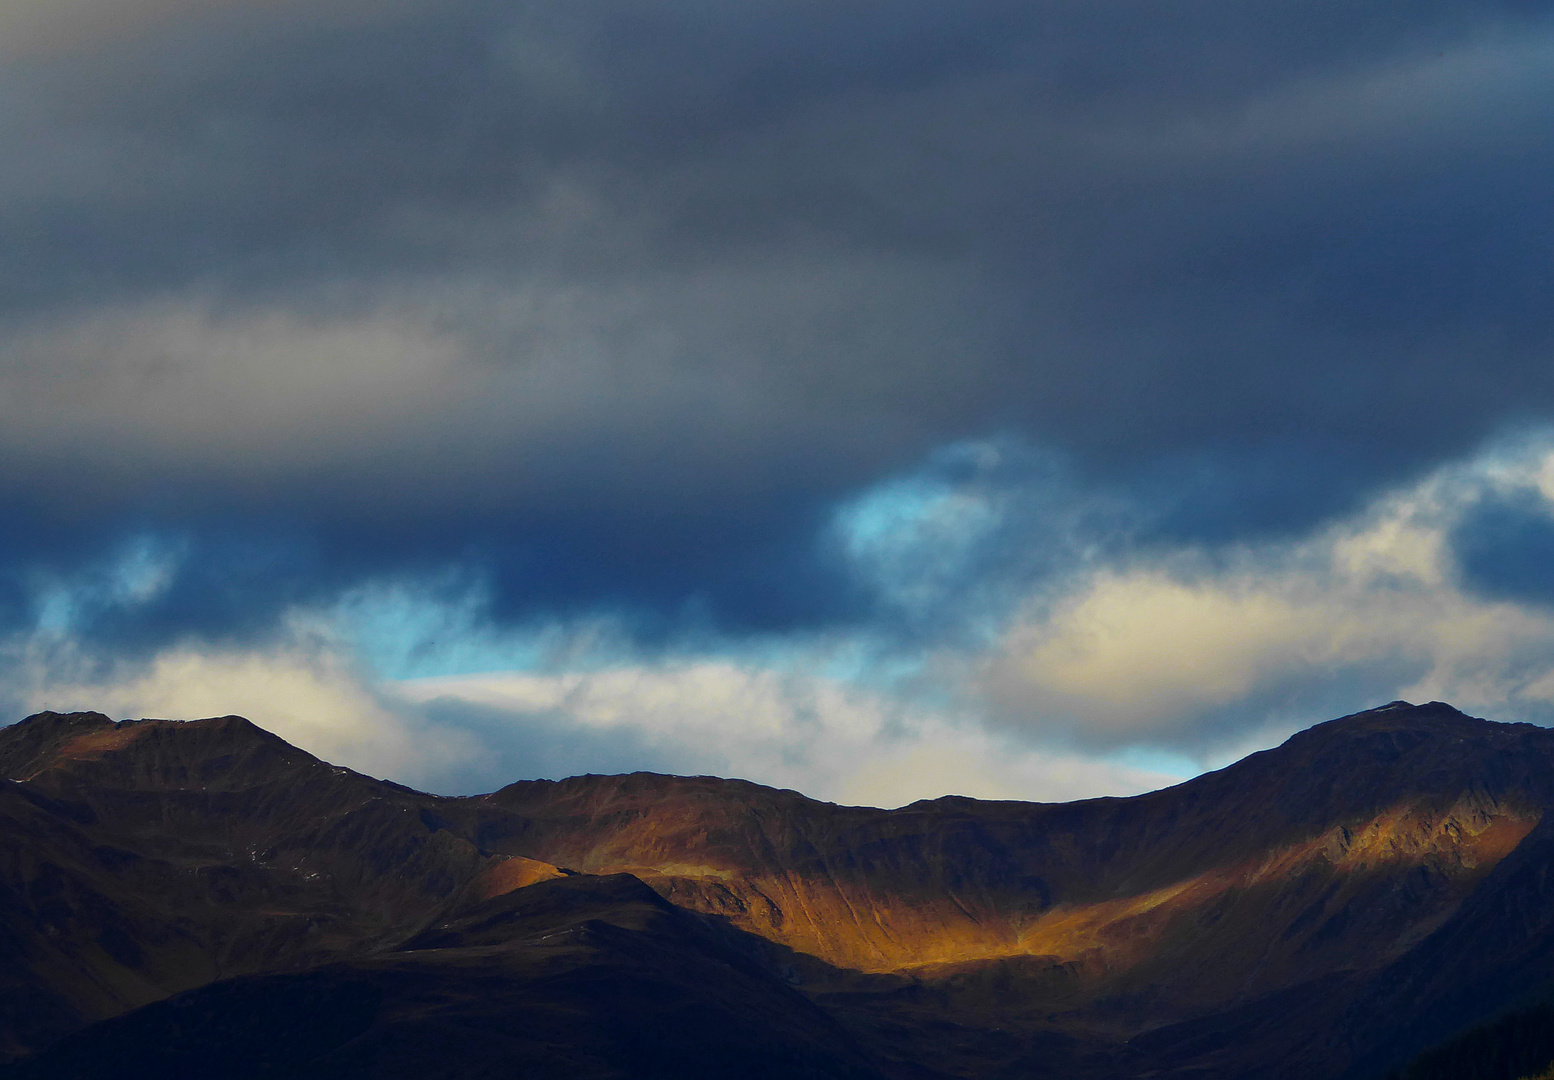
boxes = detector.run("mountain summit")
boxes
[2,702,1553,1079]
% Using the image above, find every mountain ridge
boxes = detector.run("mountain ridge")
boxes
[2,701,1553,1077]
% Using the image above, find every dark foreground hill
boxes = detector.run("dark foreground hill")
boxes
[3,701,1554,1078]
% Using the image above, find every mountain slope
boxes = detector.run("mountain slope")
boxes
[0,712,493,1057]
[0,701,1551,1078]
[467,703,1551,1038]
[4,873,894,1080]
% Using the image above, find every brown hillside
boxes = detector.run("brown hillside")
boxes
[1,701,1552,1078]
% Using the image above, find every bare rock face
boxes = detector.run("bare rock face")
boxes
[1,701,1553,1079]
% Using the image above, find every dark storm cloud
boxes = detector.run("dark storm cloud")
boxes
[3,0,1553,645]
[1453,487,1554,608]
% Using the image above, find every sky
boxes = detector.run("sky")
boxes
[4,0,1554,806]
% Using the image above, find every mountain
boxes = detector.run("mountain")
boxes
[2,701,1553,1078]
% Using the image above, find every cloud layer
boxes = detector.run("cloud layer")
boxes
[4,0,1554,801]
[17,435,1554,805]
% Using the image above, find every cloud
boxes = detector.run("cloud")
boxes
[396,655,1180,805]
[0,0,302,58]
[4,0,1551,499]
[4,0,1554,781]
[20,433,1554,804]
[0,610,1180,805]
[980,436,1554,745]
[0,300,466,481]
[11,630,473,789]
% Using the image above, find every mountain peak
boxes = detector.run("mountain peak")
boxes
[0,712,321,791]
[1292,699,1487,741]
[16,710,115,724]
[0,711,123,781]
[1339,698,1465,721]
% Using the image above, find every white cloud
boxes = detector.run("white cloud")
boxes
[17,435,1554,806]
[3,613,1177,806]
[981,437,1554,741]
[14,633,477,790]
[398,659,1178,807]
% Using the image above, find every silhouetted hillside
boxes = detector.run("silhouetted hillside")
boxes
[1383,1002,1554,1080]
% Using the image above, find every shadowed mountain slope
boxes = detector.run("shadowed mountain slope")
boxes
[4,873,893,1080]
[1,702,1553,1078]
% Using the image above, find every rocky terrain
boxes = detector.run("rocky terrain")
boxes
[1,701,1553,1078]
